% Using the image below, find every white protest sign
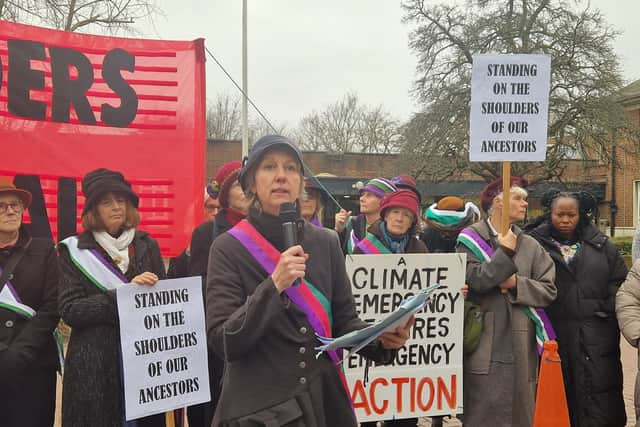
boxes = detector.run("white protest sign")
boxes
[469,53,551,162]
[117,277,210,420]
[345,253,465,422]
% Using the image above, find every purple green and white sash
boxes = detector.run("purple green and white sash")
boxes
[0,264,65,370]
[457,228,556,355]
[0,265,36,319]
[355,232,391,255]
[59,235,137,426]
[58,236,128,291]
[228,220,351,398]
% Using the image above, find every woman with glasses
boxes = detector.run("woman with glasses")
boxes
[58,168,166,427]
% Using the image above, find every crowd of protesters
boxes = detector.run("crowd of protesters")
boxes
[2,134,640,427]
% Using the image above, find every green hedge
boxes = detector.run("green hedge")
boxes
[613,236,633,256]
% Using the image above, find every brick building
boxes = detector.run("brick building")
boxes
[205,139,605,226]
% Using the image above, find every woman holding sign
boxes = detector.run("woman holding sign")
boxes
[529,190,627,426]
[352,187,425,427]
[206,135,413,427]
[456,177,556,427]
[352,188,427,256]
[58,168,166,427]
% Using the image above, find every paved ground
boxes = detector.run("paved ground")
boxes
[54,340,638,426]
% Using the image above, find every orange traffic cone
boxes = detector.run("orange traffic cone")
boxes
[532,340,570,427]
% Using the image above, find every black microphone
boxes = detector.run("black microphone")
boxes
[279,202,299,249]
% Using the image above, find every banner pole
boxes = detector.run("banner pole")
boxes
[502,161,511,235]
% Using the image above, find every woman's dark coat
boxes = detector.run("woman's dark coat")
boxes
[186,211,234,427]
[206,210,394,427]
[59,230,166,427]
[0,226,59,427]
[529,221,627,427]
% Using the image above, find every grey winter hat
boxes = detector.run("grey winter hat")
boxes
[238,135,304,192]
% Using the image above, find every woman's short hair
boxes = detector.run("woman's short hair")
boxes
[81,199,140,231]
[242,156,305,212]
[487,186,528,216]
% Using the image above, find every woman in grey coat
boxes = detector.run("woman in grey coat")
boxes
[456,177,556,427]
[617,261,640,426]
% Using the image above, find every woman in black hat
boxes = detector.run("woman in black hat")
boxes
[206,135,413,427]
[58,168,166,427]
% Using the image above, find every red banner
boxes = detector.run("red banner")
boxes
[0,20,206,257]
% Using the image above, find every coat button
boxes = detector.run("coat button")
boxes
[5,320,13,328]
[299,326,308,334]
[299,377,307,385]
[7,273,13,280]
[299,361,306,369]
[299,347,306,354]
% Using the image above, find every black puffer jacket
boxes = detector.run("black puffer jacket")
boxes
[529,221,627,427]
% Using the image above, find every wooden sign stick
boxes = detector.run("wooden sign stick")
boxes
[502,161,511,235]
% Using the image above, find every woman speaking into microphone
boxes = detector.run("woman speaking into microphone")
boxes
[206,135,412,426]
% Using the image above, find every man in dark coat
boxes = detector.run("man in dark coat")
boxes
[0,178,60,427]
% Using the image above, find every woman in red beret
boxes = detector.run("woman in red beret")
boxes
[456,177,556,427]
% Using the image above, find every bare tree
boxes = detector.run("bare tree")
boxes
[1,0,159,34]
[206,93,242,140]
[296,92,401,154]
[400,0,640,182]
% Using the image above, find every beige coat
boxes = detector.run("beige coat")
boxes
[457,220,556,427]
[616,259,640,426]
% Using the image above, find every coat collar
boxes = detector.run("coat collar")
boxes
[531,221,606,248]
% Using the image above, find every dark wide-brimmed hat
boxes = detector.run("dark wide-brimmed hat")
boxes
[480,176,528,212]
[238,135,304,192]
[0,177,32,208]
[81,168,139,214]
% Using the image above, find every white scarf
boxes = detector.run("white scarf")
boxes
[92,228,136,273]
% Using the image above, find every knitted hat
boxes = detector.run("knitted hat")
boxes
[391,175,421,202]
[480,176,528,212]
[379,189,420,223]
[425,197,480,233]
[81,168,139,214]
[437,196,465,211]
[239,135,304,192]
[359,177,397,199]
[207,161,242,209]
[0,177,32,208]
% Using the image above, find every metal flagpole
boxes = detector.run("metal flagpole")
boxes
[241,0,249,158]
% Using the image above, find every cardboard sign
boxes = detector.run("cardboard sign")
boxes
[345,253,465,422]
[117,277,210,420]
[0,20,206,256]
[470,54,551,162]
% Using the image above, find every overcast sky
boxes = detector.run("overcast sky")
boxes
[150,0,640,129]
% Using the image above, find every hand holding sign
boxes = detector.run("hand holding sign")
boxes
[132,272,160,286]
